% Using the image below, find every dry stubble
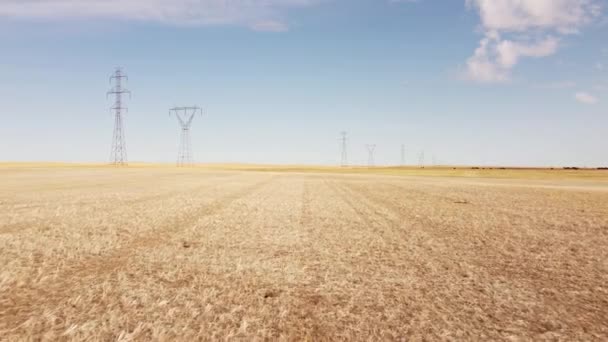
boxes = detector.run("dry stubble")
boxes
[0,166,607,340]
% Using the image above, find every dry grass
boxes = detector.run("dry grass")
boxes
[4,161,608,180]
[1,164,607,340]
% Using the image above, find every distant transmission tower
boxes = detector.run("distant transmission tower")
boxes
[170,106,203,167]
[340,131,348,167]
[107,67,131,166]
[401,144,406,166]
[366,144,376,168]
[418,150,425,168]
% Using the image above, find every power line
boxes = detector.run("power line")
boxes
[170,106,203,167]
[107,67,131,166]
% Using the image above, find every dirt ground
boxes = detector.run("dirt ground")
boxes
[1,165,607,340]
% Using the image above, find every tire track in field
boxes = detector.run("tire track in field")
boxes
[0,173,172,195]
[0,189,191,236]
[338,180,540,250]
[322,179,468,339]
[326,179,532,340]
[368,181,608,232]
[331,178,608,339]
[0,174,240,236]
[331,179,531,275]
[299,181,312,228]
[0,172,239,209]
[328,179,498,274]
[0,176,277,330]
[322,179,437,277]
[327,178,579,338]
[341,180,608,280]
[292,179,331,337]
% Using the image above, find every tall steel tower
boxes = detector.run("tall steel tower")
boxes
[340,131,348,167]
[170,106,202,167]
[366,144,376,168]
[418,150,425,168]
[401,144,406,166]
[107,67,131,166]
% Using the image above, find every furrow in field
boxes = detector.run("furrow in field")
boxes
[368,179,608,232]
[0,171,240,210]
[324,179,513,339]
[332,178,608,339]
[0,175,304,340]
[266,178,437,339]
[1,169,606,340]
[0,173,253,289]
[0,173,164,197]
[0,183,215,235]
[0,175,276,333]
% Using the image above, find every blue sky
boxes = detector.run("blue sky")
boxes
[0,0,606,166]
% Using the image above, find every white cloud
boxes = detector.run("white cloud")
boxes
[465,0,601,83]
[0,0,321,31]
[466,0,600,33]
[465,33,559,82]
[496,37,559,67]
[465,34,509,82]
[575,91,599,104]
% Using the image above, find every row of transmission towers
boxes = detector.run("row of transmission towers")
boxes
[106,70,430,168]
[106,67,204,167]
[340,132,377,168]
[339,131,435,167]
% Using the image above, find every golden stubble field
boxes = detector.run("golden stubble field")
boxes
[1,164,607,340]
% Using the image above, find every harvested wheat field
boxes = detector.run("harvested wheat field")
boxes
[1,164,607,340]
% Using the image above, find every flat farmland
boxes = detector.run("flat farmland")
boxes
[1,165,607,340]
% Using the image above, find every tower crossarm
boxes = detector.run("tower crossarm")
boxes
[107,89,131,96]
[170,106,202,129]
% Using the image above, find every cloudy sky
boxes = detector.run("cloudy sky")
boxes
[0,0,606,166]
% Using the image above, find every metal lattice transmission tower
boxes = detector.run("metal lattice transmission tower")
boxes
[107,67,131,166]
[401,144,406,166]
[170,106,203,167]
[418,150,425,168]
[366,144,376,168]
[340,131,348,167]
